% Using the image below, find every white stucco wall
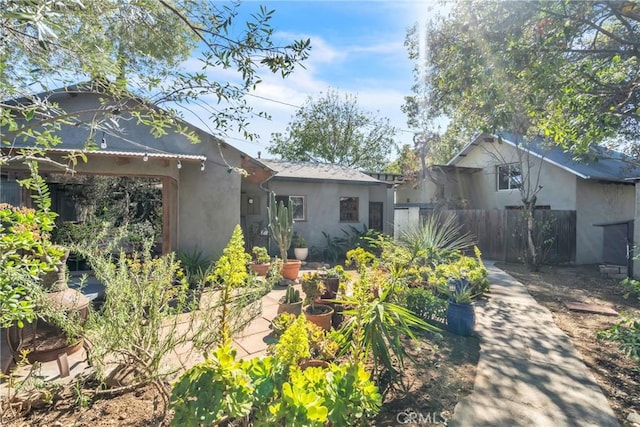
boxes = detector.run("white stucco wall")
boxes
[575,180,635,264]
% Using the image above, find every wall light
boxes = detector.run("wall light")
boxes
[177,160,182,169]
[143,152,149,162]
[100,132,107,149]
[200,160,206,171]
[248,197,254,204]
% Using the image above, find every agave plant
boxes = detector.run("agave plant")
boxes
[398,212,476,266]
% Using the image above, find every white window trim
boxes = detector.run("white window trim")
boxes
[497,163,522,191]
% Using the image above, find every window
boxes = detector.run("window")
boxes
[340,197,359,222]
[0,173,22,205]
[497,164,522,190]
[275,195,305,221]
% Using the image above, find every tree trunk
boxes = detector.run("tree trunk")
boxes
[523,197,538,272]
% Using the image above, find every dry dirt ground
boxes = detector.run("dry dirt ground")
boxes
[496,262,640,425]
[6,262,637,426]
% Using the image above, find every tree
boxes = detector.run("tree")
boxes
[1,1,311,168]
[268,89,398,170]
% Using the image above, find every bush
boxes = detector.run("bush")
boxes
[402,287,447,323]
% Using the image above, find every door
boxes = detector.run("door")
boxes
[369,202,383,232]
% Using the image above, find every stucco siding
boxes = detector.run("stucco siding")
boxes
[266,181,372,252]
[575,180,635,264]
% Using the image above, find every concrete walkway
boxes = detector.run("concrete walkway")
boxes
[450,262,619,427]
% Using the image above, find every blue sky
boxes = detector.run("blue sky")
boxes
[184,1,444,161]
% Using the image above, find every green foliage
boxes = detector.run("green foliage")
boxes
[620,278,640,301]
[301,272,325,309]
[321,225,383,263]
[271,312,297,337]
[171,346,380,426]
[401,287,448,323]
[170,343,254,426]
[397,213,475,267]
[598,314,640,366]
[268,192,294,262]
[0,163,63,328]
[294,233,307,248]
[251,246,271,264]
[273,315,311,368]
[211,225,251,289]
[176,247,213,288]
[406,1,637,161]
[427,248,489,298]
[337,256,440,380]
[282,284,301,304]
[268,89,397,170]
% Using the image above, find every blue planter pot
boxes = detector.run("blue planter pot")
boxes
[446,301,475,336]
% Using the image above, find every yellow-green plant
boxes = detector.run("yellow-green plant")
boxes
[273,315,311,368]
[209,224,252,342]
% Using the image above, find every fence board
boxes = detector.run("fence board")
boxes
[419,209,576,264]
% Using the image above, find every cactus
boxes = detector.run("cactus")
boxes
[267,192,294,262]
[283,284,301,304]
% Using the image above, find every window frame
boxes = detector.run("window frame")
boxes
[497,163,522,191]
[339,196,359,222]
[275,195,306,221]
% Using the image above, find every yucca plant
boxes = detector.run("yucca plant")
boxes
[398,212,476,266]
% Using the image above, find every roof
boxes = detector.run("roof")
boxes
[448,132,640,183]
[256,159,387,185]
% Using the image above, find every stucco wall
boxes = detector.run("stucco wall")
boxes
[7,91,244,261]
[454,140,578,210]
[265,181,380,254]
[575,180,635,264]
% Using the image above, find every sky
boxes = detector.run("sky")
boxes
[181,1,445,161]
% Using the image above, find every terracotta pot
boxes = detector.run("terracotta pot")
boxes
[281,259,302,280]
[304,303,334,331]
[277,300,303,316]
[250,262,270,276]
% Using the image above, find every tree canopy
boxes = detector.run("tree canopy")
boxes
[268,89,397,171]
[405,0,640,161]
[1,0,311,170]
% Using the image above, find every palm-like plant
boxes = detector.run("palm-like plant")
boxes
[398,212,476,266]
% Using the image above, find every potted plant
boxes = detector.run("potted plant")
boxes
[321,265,350,299]
[301,272,334,330]
[277,284,303,315]
[443,276,476,336]
[249,246,271,276]
[293,233,308,261]
[267,192,301,280]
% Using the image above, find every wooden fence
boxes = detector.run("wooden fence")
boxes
[419,209,576,263]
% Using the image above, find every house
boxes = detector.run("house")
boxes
[2,83,253,261]
[2,84,395,262]
[396,132,640,266]
[240,159,395,256]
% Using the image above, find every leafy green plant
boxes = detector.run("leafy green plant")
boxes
[170,343,255,426]
[271,312,297,337]
[338,250,440,381]
[268,192,294,262]
[397,212,476,266]
[273,315,311,368]
[294,233,307,248]
[620,277,640,301]
[0,163,64,328]
[301,272,325,311]
[597,314,640,365]
[402,287,448,323]
[251,246,271,264]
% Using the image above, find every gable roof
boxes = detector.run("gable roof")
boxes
[448,132,640,183]
[256,159,386,185]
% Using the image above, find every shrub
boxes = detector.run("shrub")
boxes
[598,314,640,366]
[402,287,447,323]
